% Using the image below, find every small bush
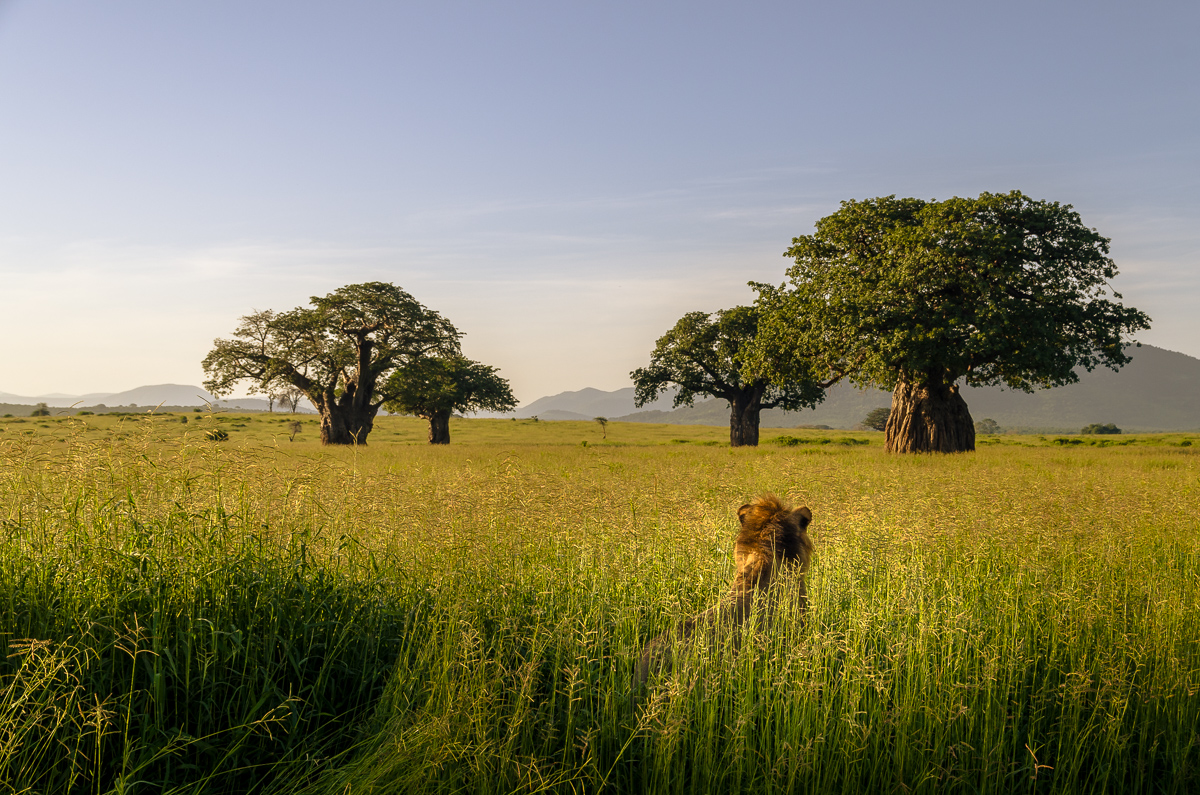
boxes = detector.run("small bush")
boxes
[205,429,230,442]
[975,418,1002,435]
[862,407,890,431]
[1052,437,1084,445]
[77,411,93,416]
[1081,423,1121,435]
[30,403,50,417]
[773,435,856,446]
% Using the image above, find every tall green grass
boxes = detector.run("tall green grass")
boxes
[1,418,1197,793]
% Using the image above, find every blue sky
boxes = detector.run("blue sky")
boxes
[1,0,1196,402]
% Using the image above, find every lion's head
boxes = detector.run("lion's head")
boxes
[732,493,813,591]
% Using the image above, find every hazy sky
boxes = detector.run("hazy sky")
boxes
[1,1,1196,403]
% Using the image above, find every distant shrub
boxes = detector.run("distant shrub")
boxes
[180,415,188,423]
[205,429,229,442]
[974,418,1002,435]
[1053,437,1084,445]
[77,411,93,416]
[193,407,202,413]
[30,403,50,417]
[772,435,855,446]
[862,407,890,431]
[1081,423,1121,435]
[1181,440,1193,447]
[2,414,10,418]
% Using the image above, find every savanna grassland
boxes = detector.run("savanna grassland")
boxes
[1,412,1198,794]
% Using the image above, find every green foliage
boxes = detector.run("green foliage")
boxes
[753,191,1151,395]
[975,417,1002,435]
[632,305,825,411]
[205,428,230,441]
[1083,422,1122,434]
[30,402,50,417]
[862,406,890,431]
[382,355,516,420]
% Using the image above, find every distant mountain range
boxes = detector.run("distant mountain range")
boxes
[0,384,315,413]
[511,387,678,420]
[514,345,1200,432]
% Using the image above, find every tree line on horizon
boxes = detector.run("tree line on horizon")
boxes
[203,190,1149,452]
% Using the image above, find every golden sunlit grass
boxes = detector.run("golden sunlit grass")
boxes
[0,415,1197,793]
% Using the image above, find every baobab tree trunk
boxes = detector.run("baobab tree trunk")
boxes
[729,393,762,447]
[885,375,975,453]
[318,405,376,445]
[427,410,451,444]
[310,381,379,445]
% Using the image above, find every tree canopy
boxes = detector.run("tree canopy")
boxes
[752,191,1151,452]
[382,355,516,444]
[631,305,826,447]
[203,282,460,445]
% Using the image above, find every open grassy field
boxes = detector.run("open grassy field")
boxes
[1,413,1197,793]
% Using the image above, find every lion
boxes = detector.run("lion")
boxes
[636,494,814,688]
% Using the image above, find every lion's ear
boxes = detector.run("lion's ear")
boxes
[791,507,812,529]
[737,503,752,524]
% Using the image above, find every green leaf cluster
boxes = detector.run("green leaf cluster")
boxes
[202,282,460,412]
[752,191,1151,393]
[630,305,825,411]
[382,355,516,419]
